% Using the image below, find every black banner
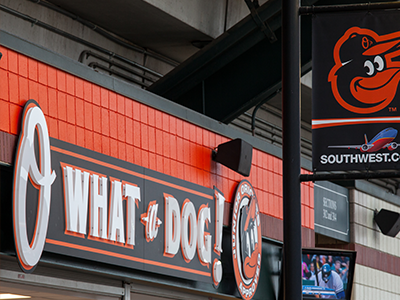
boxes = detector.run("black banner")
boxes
[312,11,400,171]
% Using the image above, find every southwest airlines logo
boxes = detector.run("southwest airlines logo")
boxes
[329,27,400,114]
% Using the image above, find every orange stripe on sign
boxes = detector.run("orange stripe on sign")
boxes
[46,238,211,277]
[50,146,213,199]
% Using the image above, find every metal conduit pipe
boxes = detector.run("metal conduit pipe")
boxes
[27,0,179,67]
[0,4,162,83]
[79,50,163,79]
[251,90,280,136]
[88,62,150,88]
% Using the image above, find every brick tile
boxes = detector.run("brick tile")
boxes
[0,47,8,70]
[126,144,134,163]
[47,67,57,88]
[85,129,93,151]
[37,85,48,115]
[47,117,58,139]
[125,98,133,118]
[102,136,110,156]
[66,95,75,124]
[309,189,314,209]
[149,152,156,170]
[133,101,140,121]
[110,138,118,158]
[189,123,196,142]
[48,88,57,118]
[109,91,116,111]
[163,132,170,158]
[92,85,100,105]
[19,77,28,104]
[66,73,75,95]
[196,127,203,145]
[76,98,84,127]
[170,135,176,160]
[8,73,18,104]
[93,105,101,133]
[301,205,306,227]
[202,130,210,148]
[183,121,190,140]
[93,132,102,153]
[141,150,149,168]
[57,70,66,92]
[163,158,171,176]
[28,80,38,100]
[83,81,92,102]
[117,113,125,142]
[155,129,163,155]
[84,102,93,130]
[76,127,85,147]
[176,137,183,162]
[170,160,178,176]
[58,120,67,142]
[148,126,155,153]
[67,124,76,144]
[133,147,141,165]
[177,162,184,180]
[75,78,83,98]
[0,69,9,101]
[147,107,155,127]
[162,113,169,132]
[176,117,183,138]
[141,124,148,150]
[0,100,10,132]
[117,95,124,115]
[125,118,133,145]
[140,104,148,124]
[18,55,28,78]
[28,58,38,81]
[156,155,163,173]
[169,116,176,135]
[101,108,109,136]
[183,140,190,164]
[109,111,117,139]
[100,87,109,108]
[133,120,141,148]
[155,109,162,129]
[7,50,18,73]
[57,92,67,121]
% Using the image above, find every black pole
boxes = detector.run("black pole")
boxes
[299,1,400,15]
[282,0,302,299]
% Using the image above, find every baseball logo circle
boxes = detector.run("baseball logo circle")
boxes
[328,27,400,114]
[231,180,261,300]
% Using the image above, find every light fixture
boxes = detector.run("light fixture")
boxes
[212,138,253,177]
[374,209,400,237]
[0,294,31,299]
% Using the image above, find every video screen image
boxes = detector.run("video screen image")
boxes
[302,249,356,299]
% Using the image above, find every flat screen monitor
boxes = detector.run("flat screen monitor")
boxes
[302,248,356,299]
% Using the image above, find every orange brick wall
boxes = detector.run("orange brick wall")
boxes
[0,46,314,230]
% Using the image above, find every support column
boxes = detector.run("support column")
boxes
[282,0,302,299]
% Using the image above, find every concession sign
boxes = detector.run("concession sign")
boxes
[312,11,400,172]
[13,100,226,286]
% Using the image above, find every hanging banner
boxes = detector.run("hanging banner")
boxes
[312,11,400,171]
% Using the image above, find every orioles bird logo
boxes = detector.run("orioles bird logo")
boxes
[329,27,400,114]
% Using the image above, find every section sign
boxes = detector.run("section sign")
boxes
[312,11,400,171]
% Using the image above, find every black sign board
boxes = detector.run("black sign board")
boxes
[312,11,400,171]
[42,138,220,283]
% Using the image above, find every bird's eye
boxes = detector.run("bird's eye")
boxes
[374,56,384,71]
[364,60,374,76]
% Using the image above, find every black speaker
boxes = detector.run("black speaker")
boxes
[374,209,400,237]
[212,138,253,177]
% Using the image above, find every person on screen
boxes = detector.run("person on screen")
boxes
[310,263,345,299]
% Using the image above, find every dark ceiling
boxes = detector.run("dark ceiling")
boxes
[45,0,391,124]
